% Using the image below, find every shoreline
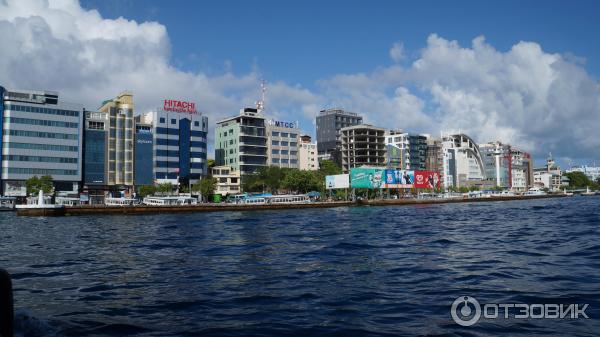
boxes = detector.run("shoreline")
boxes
[15,194,569,217]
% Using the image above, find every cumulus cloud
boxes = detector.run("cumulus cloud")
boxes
[1,0,599,163]
[0,0,320,144]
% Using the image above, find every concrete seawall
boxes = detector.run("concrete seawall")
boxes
[15,194,568,217]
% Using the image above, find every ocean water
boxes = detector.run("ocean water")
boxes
[1,196,599,336]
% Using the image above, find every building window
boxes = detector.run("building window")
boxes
[290,151,297,156]
[272,158,279,163]
[171,119,176,125]
[194,121,200,127]
[281,141,288,146]
[290,142,297,147]
[281,150,288,155]
[290,133,297,138]
[281,132,289,138]
[160,117,165,123]
[272,149,279,154]
[272,131,279,137]
[281,159,289,164]
[272,140,279,146]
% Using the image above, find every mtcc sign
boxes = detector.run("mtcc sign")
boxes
[268,119,298,129]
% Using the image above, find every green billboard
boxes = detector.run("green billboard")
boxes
[350,167,385,189]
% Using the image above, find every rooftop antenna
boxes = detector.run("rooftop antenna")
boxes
[256,79,267,114]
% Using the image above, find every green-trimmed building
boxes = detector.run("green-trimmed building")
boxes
[215,108,267,175]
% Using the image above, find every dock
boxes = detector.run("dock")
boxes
[15,194,569,217]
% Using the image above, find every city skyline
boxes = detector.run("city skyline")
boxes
[1,0,600,167]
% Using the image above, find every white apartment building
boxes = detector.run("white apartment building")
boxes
[298,135,318,171]
[266,119,300,169]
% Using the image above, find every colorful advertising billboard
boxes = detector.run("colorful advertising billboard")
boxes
[326,174,350,189]
[383,169,414,188]
[414,170,442,189]
[350,168,385,189]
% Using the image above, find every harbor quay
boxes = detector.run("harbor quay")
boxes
[15,193,567,217]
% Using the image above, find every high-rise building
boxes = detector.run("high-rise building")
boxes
[479,141,512,188]
[316,108,363,165]
[425,137,443,174]
[384,130,427,170]
[340,124,386,173]
[511,149,533,191]
[298,134,319,171]
[134,114,153,186]
[215,108,267,175]
[266,118,300,169]
[82,110,109,199]
[98,92,134,188]
[0,86,83,196]
[441,133,486,188]
[141,99,208,187]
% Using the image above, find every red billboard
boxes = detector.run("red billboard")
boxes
[414,171,441,189]
[163,99,197,114]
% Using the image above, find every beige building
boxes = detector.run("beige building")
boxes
[340,124,386,173]
[211,165,241,196]
[266,118,300,169]
[298,135,318,171]
[98,92,134,187]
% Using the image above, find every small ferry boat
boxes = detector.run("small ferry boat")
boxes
[104,197,139,206]
[142,196,198,206]
[15,191,64,210]
[524,187,547,196]
[0,197,16,211]
[237,193,311,205]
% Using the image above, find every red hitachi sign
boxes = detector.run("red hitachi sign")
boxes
[163,99,197,114]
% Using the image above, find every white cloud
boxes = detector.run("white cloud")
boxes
[0,0,320,145]
[1,1,599,163]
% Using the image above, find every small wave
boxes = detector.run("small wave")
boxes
[14,309,59,337]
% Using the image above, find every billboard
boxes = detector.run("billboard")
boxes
[326,174,350,189]
[163,99,197,114]
[414,170,442,189]
[350,168,385,189]
[383,169,414,188]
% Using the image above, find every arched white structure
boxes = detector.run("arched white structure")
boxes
[441,133,486,188]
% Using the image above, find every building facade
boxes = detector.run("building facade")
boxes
[441,133,486,189]
[143,99,208,187]
[134,114,153,186]
[97,92,135,188]
[212,165,241,196]
[533,155,563,191]
[316,108,363,164]
[425,137,443,174]
[298,135,318,171]
[82,110,108,198]
[566,165,600,182]
[340,124,386,173]
[1,87,83,196]
[479,141,512,188]
[266,118,300,169]
[385,130,427,170]
[215,108,268,175]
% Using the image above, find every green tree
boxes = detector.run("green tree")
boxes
[156,182,174,194]
[138,185,157,198]
[282,170,322,194]
[564,172,590,188]
[26,175,53,195]
[207,159,216,171]
[193,176,217,202]
[319,160,342,176]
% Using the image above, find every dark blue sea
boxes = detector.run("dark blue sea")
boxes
[1,196,600,336]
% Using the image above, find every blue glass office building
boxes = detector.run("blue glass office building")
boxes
[134,120,154,185]
[140,108,208,186]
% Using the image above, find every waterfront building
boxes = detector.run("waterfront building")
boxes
[82,110,108,200]
[479,141,512,188]
[316,108,363,165]
[533,154,563,191]
[141,99,208,187]
[425,137,443,174]
[511,149,533,192]
[384,130,427,170]
[566,165,600,182]
[441,133,485,189]
[215,108,267,175]
[211,165,241,196]
[340,124,386,173]
[134,114,153,186]
[98,92,135,189]
[266,118,300,169]
[298,135,319,171]
[0,86,83,196]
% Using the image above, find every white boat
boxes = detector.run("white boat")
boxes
[142,196,198,206]
[104,197,139,206]
[563,189,574,196]
[581,186,596,196]
[524,187,547,196]
[0,197,16,211]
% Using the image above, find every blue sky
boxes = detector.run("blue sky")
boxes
[81,0,600,86]
[2,0,600,166]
